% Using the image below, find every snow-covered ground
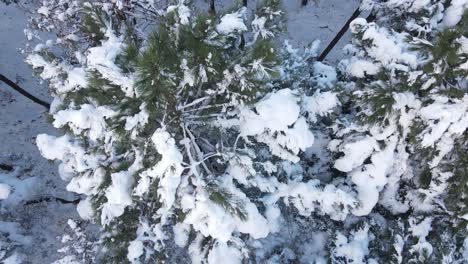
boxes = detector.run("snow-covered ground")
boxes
[0,0,358,262]
[0,2,97,263]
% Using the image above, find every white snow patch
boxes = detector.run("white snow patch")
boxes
[217,9,247,35]
[0,183,11,200]
[334,136,378,173]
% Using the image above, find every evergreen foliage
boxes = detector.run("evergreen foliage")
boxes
[24,0,468,263]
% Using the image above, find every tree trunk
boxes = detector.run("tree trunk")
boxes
[210,0,216,15]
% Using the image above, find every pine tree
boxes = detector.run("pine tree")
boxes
[24,0,468,262]
[330,4,468,262]
[27,0,332,262]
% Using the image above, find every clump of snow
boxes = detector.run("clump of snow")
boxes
[333,225,370,264]
[36,134,101,180]
[334,136,379,173]
[127,240,144,262]
[184,188,270,243]
[76,197,94,220]
[150,130,183,209]
[303,91,340,122]
[240,89,300,135]
[409,217,433,257]
[269,180,358,221]
[86,29,135,97]
[65,67,88,91]
[349,18,418,72]
[173,223,190,247]
[101,152,143,225]
[216,9,247,35]
[252,16,273,41]
[53,104,116,141]
[351,138,396,216]
[312,62,337,88]
[134,129,183,211]
[167,0,191,25]
[443,0,468,27]
[239,89,314,162]
[125,104,149,134]
[207,241,242,264]
[347,59,380,77]
[37,6,49,17]
[418,95,468,149]
[0,183,11,200]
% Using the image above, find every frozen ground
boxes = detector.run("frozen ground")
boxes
[0,0,358,263]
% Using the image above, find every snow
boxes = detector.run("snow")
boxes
[409,217,434,257]
[252,16,273,41]
[240,89,300,136]
[443,0,468,27]
[37,6,49,17]
[207,241,242,264]
[349,18,418,71]
[86,28,135,97]
[76,197,94,221]
[350,137,396,216]
[216,9,247,35]
[65,67,88,91]
[0,183,11,200]
[149,129,183,210]
[134,129,184,223]
[3,0,467,262]
[167,1,191,25]
[347,59,380,77]
[67,168,105,195]
[36,134,100,179]
[184,190,270,243]
[271,180,358,221]
[53,104,116,141]
[238,89,315,162]
[303,91,339,122]
[125,104,149,132]
[127,240,144,262]
[334,136,378,173]
[410,0,431,12]
[51,255,81,264]
[102,152,143,225]
[312,62,337,87]
[419,95,468,148]
[333,225,370,264]
[1,3,97,261]
[173,223,190,247]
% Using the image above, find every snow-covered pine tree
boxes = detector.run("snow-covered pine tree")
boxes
[26,0,352,262]
[330,2,468,262]
[24,0,468,262]
[28,0,284,261]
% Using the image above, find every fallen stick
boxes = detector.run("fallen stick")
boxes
[0,73,51,110]
[24,196,80,205]
[317,6,361,61]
